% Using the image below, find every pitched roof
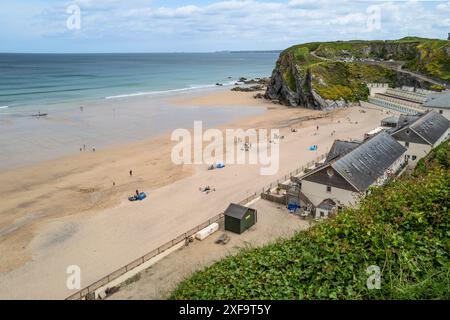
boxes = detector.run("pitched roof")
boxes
[301,132,407,193]
[325,140,361,163]
[331,132,407,192]
[391,127,429,144]
[381,115,399,125]
[317,199,336,210]
[424,92,450,109]
[224,203,252,219]
[397,114,422,129]
[408,111,450,145]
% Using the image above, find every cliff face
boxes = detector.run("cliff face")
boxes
[266,37,449,109]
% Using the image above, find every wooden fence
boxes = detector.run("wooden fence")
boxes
[66,153,327,300]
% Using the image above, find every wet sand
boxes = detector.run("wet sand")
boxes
[0,87,265,171]
[0,89,392,299]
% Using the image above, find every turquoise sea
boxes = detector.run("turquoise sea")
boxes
[0,52,279,170]
[0,52,279,111]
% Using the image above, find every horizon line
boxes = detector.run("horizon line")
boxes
[0,50,283,55]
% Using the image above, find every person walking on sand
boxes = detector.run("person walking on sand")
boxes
[317,125,319,131]
[129,170,133,177]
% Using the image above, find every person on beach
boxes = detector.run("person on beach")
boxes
[92,147,96,152]
[317,125,319,131]
[136,189,140,197]
[83,144,86,151]
[129,170,133,177]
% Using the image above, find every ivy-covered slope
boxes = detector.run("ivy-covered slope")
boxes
[172,141,450,300]
[265,37,449,109]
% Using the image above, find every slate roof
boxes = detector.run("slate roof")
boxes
[331,132,407,192]
[302,132,407,193]
[381,115,399,125]
[325,140,361,163]
[407,110,450,145]
[397,114,422,129]
[317,199,337,211]
[224,203,252,219]
[424,92,450,109]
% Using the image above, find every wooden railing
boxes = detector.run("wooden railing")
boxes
[66,153,327,300]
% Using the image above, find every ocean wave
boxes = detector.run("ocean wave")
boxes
[105,81,237,100]
[0,106,8,109]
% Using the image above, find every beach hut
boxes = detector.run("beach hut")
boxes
[224,203,257,235]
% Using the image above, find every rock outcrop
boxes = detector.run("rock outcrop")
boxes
[265,37,449,109]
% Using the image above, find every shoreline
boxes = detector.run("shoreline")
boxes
[0,86,266,171]
[0,88,392,299]
[0,89,275,275]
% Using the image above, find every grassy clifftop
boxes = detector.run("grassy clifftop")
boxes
[172,141,450,300]
[265,37,449,108]
[305,37,449,81]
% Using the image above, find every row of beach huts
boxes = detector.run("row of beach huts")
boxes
[259,87,450,220]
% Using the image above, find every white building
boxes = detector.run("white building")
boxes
[294,132,407,219]
[391,111,450,168]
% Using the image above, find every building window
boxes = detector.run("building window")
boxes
[321,211,325,218]
[326,185,332,193]
[405,142,409,148]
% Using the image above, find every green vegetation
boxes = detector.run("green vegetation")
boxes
[311,62,396,101]
[275,37,449,105]
[283,69,297,92]
[430,84,446,92]
[172,141,450,300]
[403,39,450,81]
[314,40,383,59]
[290,44,323,66]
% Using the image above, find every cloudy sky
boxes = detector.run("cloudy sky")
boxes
[0,0,449,53]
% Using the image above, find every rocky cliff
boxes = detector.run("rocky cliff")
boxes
[265,37,449,109]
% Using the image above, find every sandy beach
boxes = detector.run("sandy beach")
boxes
[0,89,391,299]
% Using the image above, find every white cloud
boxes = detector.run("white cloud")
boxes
[8,0,450,51]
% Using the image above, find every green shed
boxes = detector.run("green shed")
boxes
[224,203,257,235]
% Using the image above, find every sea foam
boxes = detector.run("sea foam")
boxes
[105,81,237,100]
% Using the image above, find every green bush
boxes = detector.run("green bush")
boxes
[278,38,449,105]
[311,62,396,102]
[172,141,450,300]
